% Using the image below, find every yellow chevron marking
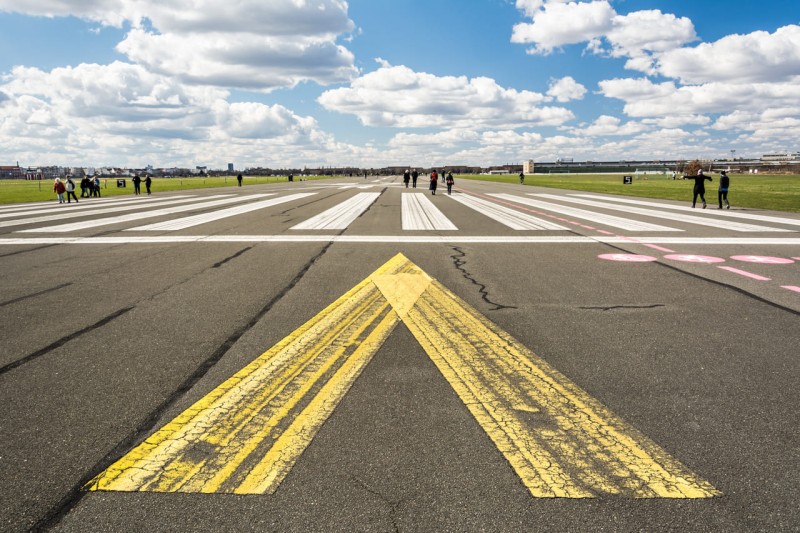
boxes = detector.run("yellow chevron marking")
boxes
[86,253,719,498]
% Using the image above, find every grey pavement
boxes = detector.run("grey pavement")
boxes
[0,176,798,532]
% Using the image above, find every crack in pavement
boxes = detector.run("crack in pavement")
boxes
[31,242,337,531]
[450,246,517,311]
[579,304,665,312]
[349,475,404,533]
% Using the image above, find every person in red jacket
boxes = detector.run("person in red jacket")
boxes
[53,178,66,204]
[429,170,438,195]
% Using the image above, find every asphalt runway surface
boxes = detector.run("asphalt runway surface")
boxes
[1,176,798,532]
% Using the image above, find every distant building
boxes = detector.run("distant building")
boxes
[228,163,234,172]
[522,160,535,174]
[0,164,22,179]
[761,152,800,162]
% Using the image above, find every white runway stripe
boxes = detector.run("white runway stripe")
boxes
[402,193,457,230]
[18,194,272,233]
[448,194,567,230]
[291,193,380,230]
[1,195,217,229]
[133,193,317,231]
[488,194,671,231]
[0,195,195,221]
[532,194,791,233]
[573,194,800,228]
[2,236,799,245]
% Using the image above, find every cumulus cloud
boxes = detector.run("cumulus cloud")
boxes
[546,76,587,102]
[599,76,800,118]
[0,0,358,91]
[511,1,696,71]
[318,64,574,129]
[577,115,648,136]
[655,25,800,84]
[511,1,615,55]
[0,62,346,166]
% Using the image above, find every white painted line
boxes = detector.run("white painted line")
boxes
[573,194,800,228]
[133,193,317,231]
[450,194,567,230]
[492,194,678,232]
[717,266,771,281]
[18,195,272,233]
[0,195,198,223]
[532,194,791,233]
[1,236,799,245]
[0,195,160,213]
[402,193,458,230]
[291,193,380,230]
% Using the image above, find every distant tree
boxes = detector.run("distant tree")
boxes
[684,160,703,176]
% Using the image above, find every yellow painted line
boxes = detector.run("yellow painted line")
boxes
[86,253,719,498]
[389,267,720,499]
[85,269,401,493]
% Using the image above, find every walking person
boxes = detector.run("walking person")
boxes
[403,169,410,188]
[718,170,730,209]
[65,175,79,203]
[237,173,243,187]
[446,172,454,195]
[144,175,152,195]
[80,176,90,197]
[519,171,524,184]
[429,169,438,195]
[93,175,101,197]
[53,177,66,204]
[411,169,418,188]
[683,169,712,208]
[132,174,142,195]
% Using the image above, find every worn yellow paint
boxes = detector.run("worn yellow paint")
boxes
[86,253,719,498]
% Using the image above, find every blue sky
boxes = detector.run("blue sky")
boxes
[0,0,798,169]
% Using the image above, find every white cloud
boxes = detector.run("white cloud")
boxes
[655,25,800,84]
[511,2,695,71]
[0,0,358,91]
[318,64,574,129]
[577,115,648,136]
[511,1,615,55]
[599,76,800,118]
[0,62,349,166]
[0,0,130,27]
[118,28,357,91]
[546,76,587,102]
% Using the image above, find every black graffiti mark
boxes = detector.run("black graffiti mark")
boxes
[0,282,72,309]
[211,246,253,268]
[0,307,134,378]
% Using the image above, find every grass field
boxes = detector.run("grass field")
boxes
[2,172,798,213]
[0,175,338,205]
[458,173,800,213]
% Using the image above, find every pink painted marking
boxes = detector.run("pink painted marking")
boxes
[664,254,726,264]
[582,225,596,230]
[596,230,615,235]
[782,285,800,293]
[643,244,676,253]
[730,255,795,265]
[717,266,771,281]
[598,253,658,262]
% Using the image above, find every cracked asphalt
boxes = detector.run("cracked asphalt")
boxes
[0,177,798,532]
